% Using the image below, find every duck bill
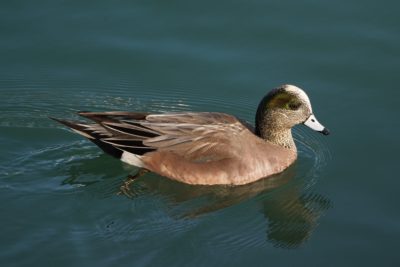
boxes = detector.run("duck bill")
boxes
[303,114,330,135]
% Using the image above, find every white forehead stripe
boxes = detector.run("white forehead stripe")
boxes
[284,84,312,112]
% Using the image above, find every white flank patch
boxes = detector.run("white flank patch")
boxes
[120,151,144,167]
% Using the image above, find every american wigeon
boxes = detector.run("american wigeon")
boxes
[52,84,329,185]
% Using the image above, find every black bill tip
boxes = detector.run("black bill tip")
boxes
[320,128,330,135]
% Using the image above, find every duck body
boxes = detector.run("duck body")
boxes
[52,85,328,185]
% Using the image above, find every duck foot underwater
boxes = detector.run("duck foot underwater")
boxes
[117,168,149,197]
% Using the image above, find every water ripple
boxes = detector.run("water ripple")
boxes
[0,76,331,250]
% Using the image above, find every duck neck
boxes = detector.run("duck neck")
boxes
[255,113,297,152]
[261,127,296,151]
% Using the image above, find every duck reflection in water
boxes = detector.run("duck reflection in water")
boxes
[63,153,330,248]
[118,165,330,249]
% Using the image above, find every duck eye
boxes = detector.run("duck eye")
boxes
[288,101,301,110]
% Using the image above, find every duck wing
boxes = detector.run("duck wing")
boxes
[52,111,252,161]
[139,112,249,161]
[79,111,250,161]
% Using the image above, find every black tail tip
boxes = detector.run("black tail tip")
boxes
[49,116,76,128]
[49,116,62,123]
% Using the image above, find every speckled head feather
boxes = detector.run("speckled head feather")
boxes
[255,84,319,150]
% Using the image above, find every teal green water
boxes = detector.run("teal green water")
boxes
[1,0,399,266]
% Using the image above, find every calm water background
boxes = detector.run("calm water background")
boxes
[1,0,399,266]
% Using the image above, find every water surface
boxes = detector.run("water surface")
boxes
[1,0,399,266]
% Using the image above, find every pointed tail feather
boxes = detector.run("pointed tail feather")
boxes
[50,116,156,160]
[49,117,96,139]
[50,116,124,158]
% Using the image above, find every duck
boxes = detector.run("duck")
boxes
[51,84,329,186]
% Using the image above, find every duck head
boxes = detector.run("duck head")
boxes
[255,84,329,150]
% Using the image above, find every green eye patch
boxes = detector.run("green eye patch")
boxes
[267,92,302,110]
